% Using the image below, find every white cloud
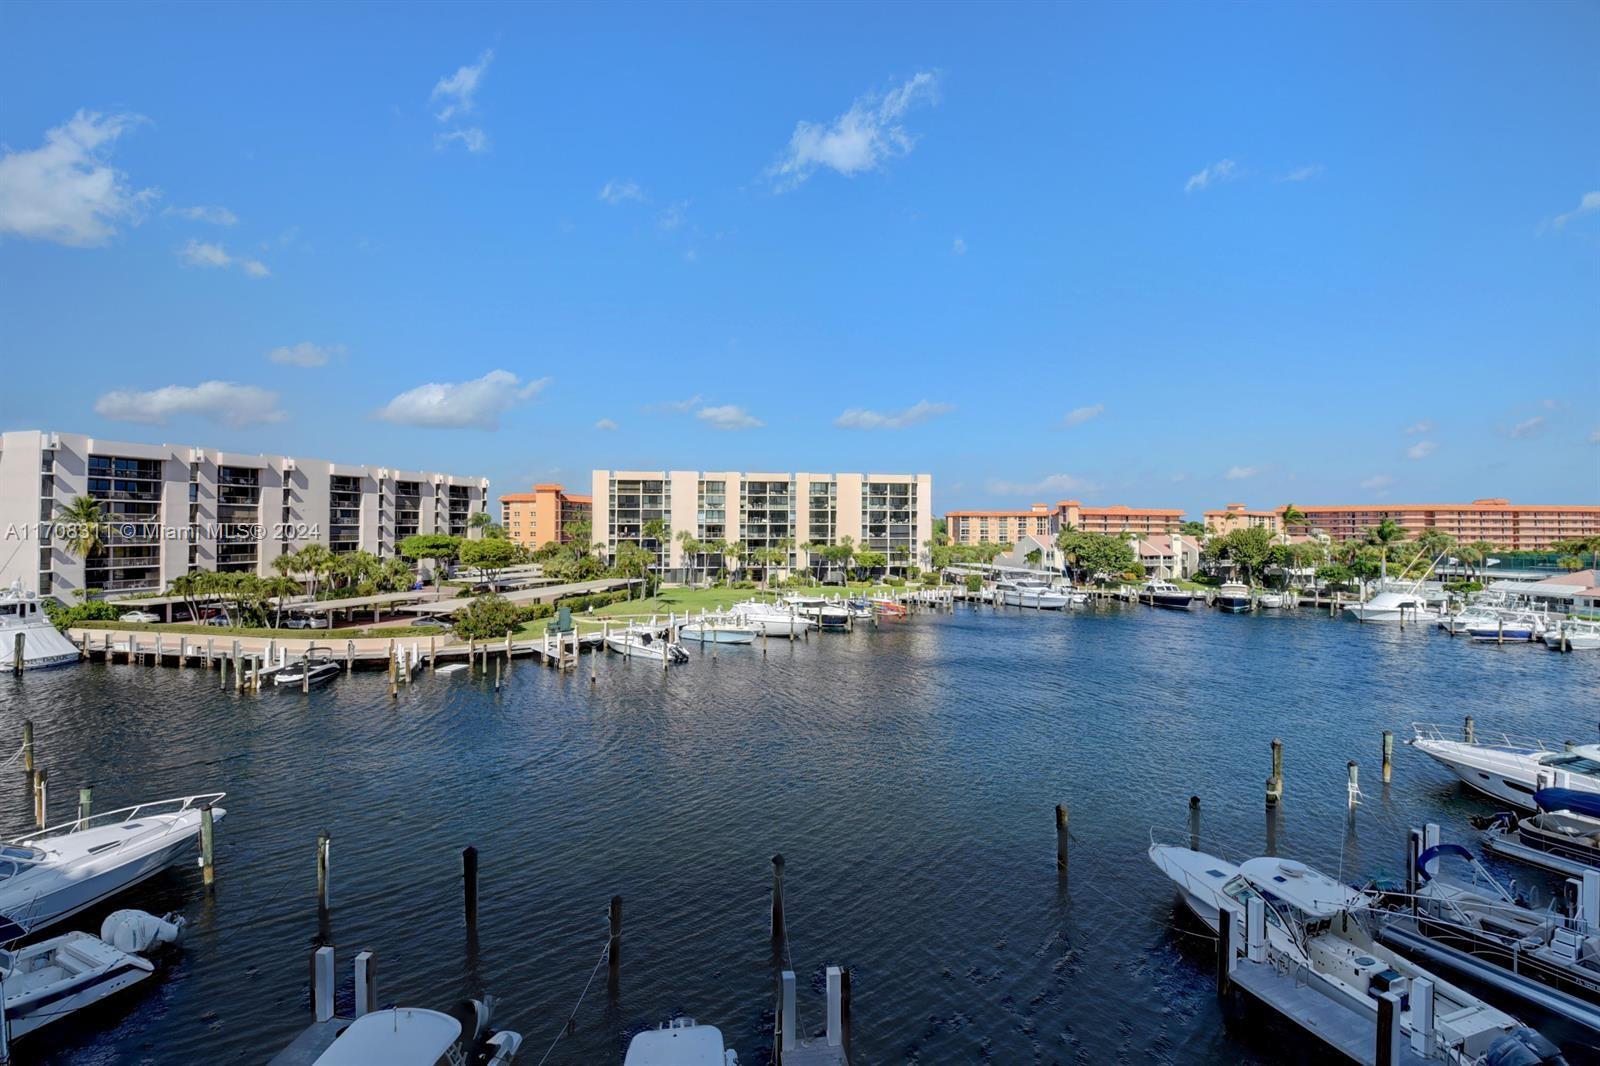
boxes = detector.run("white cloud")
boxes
[1589,429,1600,445]
[768,72,939,190]
[1281,164,1324,182]
[267,341,344,367]
[594,418,618,431]
[683,247,698,264]
[1224,465,1261,480]
[1184,159,1238,194]
[646,394,703,414]
[834,399,954,430]
[95,381,285,428]
[1553,191,1600,229]
[431,50,493,122]
[1360,474,1395,490]
[1541,397,1563,410]
[1509,415,1545,439]
[435,128,489,153]
[1406,440,1437,460]
[696,404,763,431]
[1060,403,1104,428]
[179,239,269,277]
[0,111,154,246]
[951,236,966,256]
[658,200,688,230]
[1404,420,1434,434]
[985,473,1100,497]
[375,370,549,429]
[598,180,646,205]
[165,204,237,225]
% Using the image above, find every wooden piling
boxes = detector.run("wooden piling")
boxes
[608,894,623,961]
[770,853,787,945]
[840,966,853,1061]
[1347,761,1360,809]
[1376,990,1401,1066]
[1464,715,1475,743]
[77,786,91,826]
[494,657,501,691]
[178,636,188,669]
[201,803,216,887]
[1265,738,1284,806]
[21,721,33,773]
[1055,804,1069,874]
[12,631,24,675]
[302,650,311,694]
[462,846,479,927]
[205,637,214,668]
[1215,903,1235,998]
[430,637,437,673]
[316,829,331,909]
[1381,731,1393,783]
[1188,795,1201,851]
[33,767,47,829]
[345,640,354,674]
[354,951,378,1018]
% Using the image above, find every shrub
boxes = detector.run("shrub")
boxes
[883,576,906,587]
[732,580,757,589]
[452,594,523,641]
[557,590,629,613]
[43,599,121,632]
[964,574,983,593]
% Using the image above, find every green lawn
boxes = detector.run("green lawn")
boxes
[69,620,449,640]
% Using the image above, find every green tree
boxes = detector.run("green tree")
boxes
[453,593,522,641]
[167,570,204,623]
[1554,536,1600,571]
[565,519,593,556]
[1025,548,1043,567]
[264,576,300,627]
[460,537,523,587]
[1558,555,1585,572]
[397,534,462,585]
[1179,520,1207,538]
[1216,526,1276,586]
[853,549,887,578]
[1279,504,1307,542]
[55,495,107,561]
[1056,529,1136,585]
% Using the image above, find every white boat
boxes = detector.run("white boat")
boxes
[0,909,184,1041]
[1257,591,1284,609]
[678,620,757,645]
[624,1017,739,1065]
[0,793,224,934]
[1149,841,1554,1064]
[0,582,79,670]
[1442,607,1502,636]
[1344,589,1439,624]
[605,629,689,663]
[1545,619,1600,652]
[1467,610,1546,643]
[994,578,1069,609]
[781,595,850,629]
[731,602,814,637]
[307,1000,521,1065]
[1409,722,1600,809]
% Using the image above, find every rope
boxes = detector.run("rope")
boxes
[533,936,611,1066]
[0,741,25,767]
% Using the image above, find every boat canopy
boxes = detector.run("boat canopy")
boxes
[314,1008,461,1065]
[1416,843,1475,880]
[1238,858,1367,917]
[1535,788,1600,819]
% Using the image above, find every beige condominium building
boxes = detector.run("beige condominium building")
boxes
[0,429,489,600]
[1203,503,1285,538]
[590,470,933,577]
[946,499,1184,545]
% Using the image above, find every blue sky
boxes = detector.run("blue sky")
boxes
[1,1,1596,517]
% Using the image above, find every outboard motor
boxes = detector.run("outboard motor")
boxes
[448,996,492,1046]
[1484,1027,1569,1066]
[100,910,186,954]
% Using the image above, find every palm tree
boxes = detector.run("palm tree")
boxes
[168,570,203,623]
[676,529,703,584]
[1280,504,1307,544]
[264,576,300,627]
[1364,518,1408,583]
[55,495,107,561]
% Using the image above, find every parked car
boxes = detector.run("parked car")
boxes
[409,616,449,629]
[119,610,160,623]
[200,614,232,627]
[284,614,329,630]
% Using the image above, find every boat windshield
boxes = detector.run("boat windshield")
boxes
[1543,754,1600,779]
[1220,876,1284,930]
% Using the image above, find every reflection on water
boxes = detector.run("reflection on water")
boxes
[1,604,1594,1064]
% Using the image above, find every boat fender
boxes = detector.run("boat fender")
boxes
[481,1030,523,1065]
[100,909,186,954]
[1482,1027,1569,1066]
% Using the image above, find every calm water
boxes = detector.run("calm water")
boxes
[2,602,1595,1065]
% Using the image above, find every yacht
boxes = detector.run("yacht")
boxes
[0,793,225,934]
[624,1017,739,1065]
[605,628,690,663]
[730,601,814,637]
[0,909,185,1041]
[294,1000,521,1065]
[1467,610,1546,643]
[1409,723,1600,808]
[1138,579,1192,609]
[1545,619,1600,652]
[678,619,757,645]
[1215,580,1252,613]
[781,595,850,630]
[995,577,1070,609]
[1442,607,1503,636]
[1149,842,1557,1065]
[1480,789,1600,878]
[1344,589,1438,624]
[0,582,79,670]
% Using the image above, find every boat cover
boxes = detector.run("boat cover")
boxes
[1535,788,1600,819]
[1416,843,1474,880]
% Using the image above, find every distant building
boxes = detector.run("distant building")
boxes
[945,504,1053,546]
[1129,533,1202,580]
[499,483,592,549]
[945,499,1184,546]
[591,470,933,577]
[1278,500,1600,551]
[1204,503,1284,538]
[0,429,488,600]
[992,533,1062,571]
[1060,501,1185,536]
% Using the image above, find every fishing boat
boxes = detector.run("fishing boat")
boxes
[294,1000,521,1065]
[1215,580,1252,613]
[1344,588,1439,623]
[1149,841,1561,1065]
[605,628,689,663]
[0,909,185,1041]
[624,1017,739,1064]
[731,601,814,637]
[995,577,1070,609]
[1467,611,1546,643]
[678,620,757,645]
[0,582,79,670]
[1545,619,1600,652]
[0,793,225,935]
[274,653,341,687]
[1138,579,1192,609]
[1409,722,1600,808]
[1478,790,1600,878]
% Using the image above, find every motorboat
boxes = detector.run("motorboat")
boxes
[1344,589,1439,624]
[1215,581,1252,613]
[995,577,1070,609]
[1409,722,1600,809]
[730,602,814,637]
[0,581,79,670]
[781,595,850,630]
[1138,579,1192,609]
[624,1016,739,1065]
[301,1000,521,1065]
[605,628,689,663]
[274,654,341,687]
[1442,607,1503,636]
[1149,841,1558,1064]
[868,597,908,619]
[1467,611,1546,643]
[0,793,225,934]
[1478,789,1600,878]
[678,620,757,645]
[1545,619,1600,652]
[0,909,184,1041]
[1257,591,1284,609]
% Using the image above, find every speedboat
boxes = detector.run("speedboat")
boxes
[1442,607,1502,636]
[275,655,341,687]
[0,793,225,934]
[995,578,1069,609]
[1467,611,1545,643]
[678,620,757,645]
[1138,579,1192,609]
[298,999,521,1065]
[605,628,689,663]
[1545,619,1600,652]
[0,581,79,670]
[1257,591,1284,609]
[1344,589,1438,624]
[1478,789,1600,878]
[0,909,184,1041]
[1409,723,1600,808]
[731,602,814,637]
[1215,581,1252,613]
[781,595,850,630]
[624,1017,739,1064]
[1149,841,1558,1065]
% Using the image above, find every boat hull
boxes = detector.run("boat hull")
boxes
[1216,596,1252,613]
[678,625,757,645]
[1000,589,1070,609]
[1141,593,1192,610]
[1545,631,1600,651]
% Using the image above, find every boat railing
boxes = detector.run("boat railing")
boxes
[15,791,225,844]
[1409,721,1560,753]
